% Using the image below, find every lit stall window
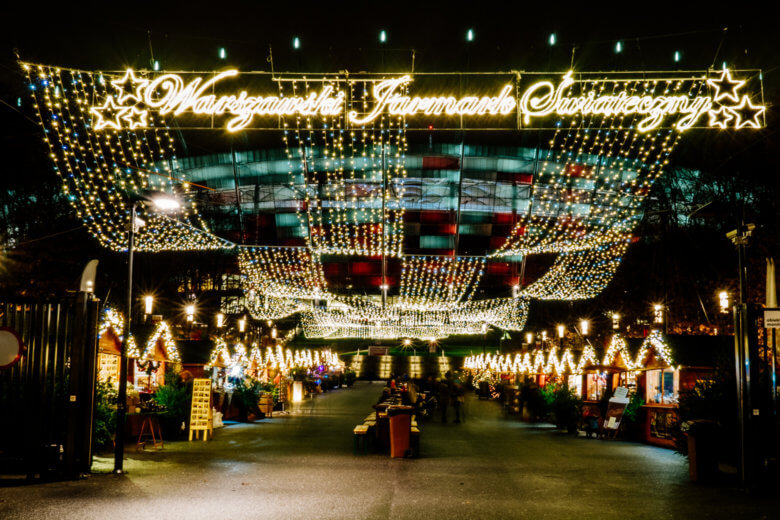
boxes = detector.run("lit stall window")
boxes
[378,355,393,379]
[586,373,607,401]
[619,371,637,390]
[438,356,450,377]
[351,356,364,377]
[567,375,583,397]
[645,368,679,404]
[409,356,423,379]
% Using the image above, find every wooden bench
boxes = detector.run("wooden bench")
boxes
[353,424,370,454]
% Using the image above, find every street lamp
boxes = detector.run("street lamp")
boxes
[216,312,225,328]
[526,332,533,345]
[466,28,474,42]
[115,192,181,474]
[185,304,195,322]
[238,317,246,333]
[379,30,387,43]
[612,313,620,330]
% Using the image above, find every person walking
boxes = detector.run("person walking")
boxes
[452,381,464,424]
[437,378,451,423]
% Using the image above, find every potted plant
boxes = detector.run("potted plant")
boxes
[153,365,191,439]
[544,383,582,432]
[621,392,645,440]
[233,378,263,422]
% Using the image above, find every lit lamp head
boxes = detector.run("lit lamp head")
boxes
[149,194,181,212]
[580,319,589,336]
[185,304,195,322]
[271,327,277,339]
[525,332,533,345]
[557,324,565,339]
[144,295,154,315]
[653,304,663,324]
[718,291,729,313]
[238,317,246,333]
[403,338,411,346]
[216,313,224,328]
[612,313,620,330]
[541,330,547,341]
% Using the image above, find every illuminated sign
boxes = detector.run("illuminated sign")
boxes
[88,68,765,133]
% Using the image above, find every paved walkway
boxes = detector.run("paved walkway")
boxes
[1,381,777,519]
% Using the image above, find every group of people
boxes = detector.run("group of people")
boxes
[380,371,467,424]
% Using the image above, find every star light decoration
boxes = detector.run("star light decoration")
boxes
[22,63,232,252]
[705,69,765,130]
[23,62,766,340]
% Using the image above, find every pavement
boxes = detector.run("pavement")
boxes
[1,381,777,519]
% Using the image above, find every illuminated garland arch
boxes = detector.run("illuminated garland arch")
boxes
[22,62,766,340]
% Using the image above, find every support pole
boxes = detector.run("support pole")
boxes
[115,201,137,474]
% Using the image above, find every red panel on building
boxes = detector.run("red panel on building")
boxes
[489,236,508,250]
[423,156,460,170]
[323,263,344,276]
[420,211,453,224]
[492,212,515,224]
[564,163,593,178]
[350,262,380,276]
[487,262,511,275]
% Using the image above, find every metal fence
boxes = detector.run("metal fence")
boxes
[0,293,99,480]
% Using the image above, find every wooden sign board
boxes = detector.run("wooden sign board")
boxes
[604,396,630,436]
[189,378,213,441]
[368,346,389,356]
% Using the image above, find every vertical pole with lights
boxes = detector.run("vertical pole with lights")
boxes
[115,194,180,474]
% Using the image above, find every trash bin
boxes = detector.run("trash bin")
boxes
[687,420,718,483]
[388,406,414,458]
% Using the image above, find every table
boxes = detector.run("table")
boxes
[128,412,164,451]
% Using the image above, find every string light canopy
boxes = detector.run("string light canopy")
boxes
[22,61,765,340]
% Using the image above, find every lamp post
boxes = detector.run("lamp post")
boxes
[115,193,180,474]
